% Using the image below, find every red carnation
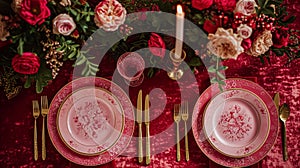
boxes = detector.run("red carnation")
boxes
[12,52,40,75]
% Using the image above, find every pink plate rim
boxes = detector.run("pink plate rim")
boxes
[47,77,135,166]
[192,78,279,167]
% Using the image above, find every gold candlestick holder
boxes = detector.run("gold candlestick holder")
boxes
[168,48,186,80]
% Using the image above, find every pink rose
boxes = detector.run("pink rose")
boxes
[52,14,76,36]
[272,28,290,48]
[214,0,236,11]
[237,24,253,39]
[12,52,40,75]
[234,0,257,16]
[19,0,51,25]
[192,0,213,10]
[148,33,166,58]
[94,0,126,31]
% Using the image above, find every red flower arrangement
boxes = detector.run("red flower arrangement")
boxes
[0,0,299,96]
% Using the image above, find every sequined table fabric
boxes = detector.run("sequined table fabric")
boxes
[1,2,299,168]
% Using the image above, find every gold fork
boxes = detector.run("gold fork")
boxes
[181,101,189,161]
[174,104,181,161]
[32,100,40,161]
[41,96,49,160]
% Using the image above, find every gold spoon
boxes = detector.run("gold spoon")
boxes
[279,103,290,161]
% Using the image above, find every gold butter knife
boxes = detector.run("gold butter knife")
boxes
[137,90,143,163]
[145,94,150,165]
[274,92,280,114]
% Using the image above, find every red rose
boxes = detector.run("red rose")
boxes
[272,28,290,48]
[12,52,40,75]
[214,0,236,11]
[192,0,213,10]
[203,19,218,34]
[203,15,229,33]
[148,33,166,58]
[19,0,51,25]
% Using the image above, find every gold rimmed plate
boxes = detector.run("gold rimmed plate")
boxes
[203,89,270,158]
[56,87,124,156]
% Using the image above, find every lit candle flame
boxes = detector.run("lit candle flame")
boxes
[177,5,183,15]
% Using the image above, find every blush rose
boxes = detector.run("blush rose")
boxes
[246,30,273,57]
[234,0,257,16]
[94,0,126,31]
[52,14,76,36]
[207,28,244,59]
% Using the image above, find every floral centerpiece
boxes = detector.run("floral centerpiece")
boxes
[0,0,299,99]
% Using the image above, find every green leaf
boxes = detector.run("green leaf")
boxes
[258,0,265,7]
[261,8,275,17]
[17,39,24,55]
[75,55,86,65]
[217,71,226,79]
[147,68,154,78]
[68,50,77,59]
[218,66,228,71]
[208,65,216,73]
[188,57,202,67]
[211,77,218,83]
[36,80,43,93]
[24,77,32,88]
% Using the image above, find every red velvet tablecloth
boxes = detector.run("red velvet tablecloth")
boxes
[1,2,300,168]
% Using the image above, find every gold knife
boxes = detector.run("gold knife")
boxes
[274,92,280,114]
[145,94,150,165]
[137,90,143,163]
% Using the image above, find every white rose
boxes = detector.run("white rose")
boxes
[246,30,273,57]
[52,14,76,36]
[237,24,253,39]
[234,0,257,16]
[94,0,126,31]
[207,28,244,60]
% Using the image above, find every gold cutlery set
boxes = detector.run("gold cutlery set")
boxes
[137,90,151,165]
[174,102,189,162]
[32,96,49,161]
[274,93,290,161]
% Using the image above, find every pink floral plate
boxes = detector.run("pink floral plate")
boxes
[192,78,278,167]
[203,89,270,158]
[48,77,135,166]
[57,87,124,156]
